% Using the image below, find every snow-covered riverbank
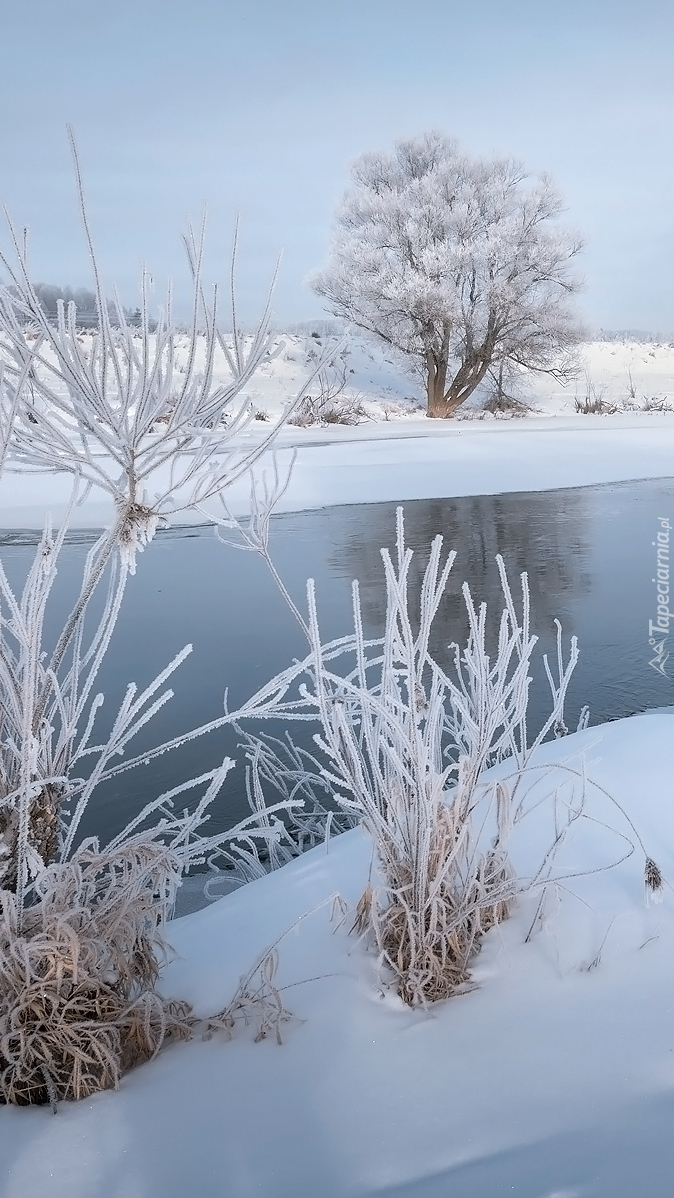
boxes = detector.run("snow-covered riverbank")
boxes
[1,411,673,529]
[5,712,674,1198]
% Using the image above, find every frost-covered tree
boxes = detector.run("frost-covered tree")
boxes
[311,132,584,418]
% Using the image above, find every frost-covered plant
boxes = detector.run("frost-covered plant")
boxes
[0,132,335,880]
[574,376,617,415]
[0,135,331,573]
[481,360,533,417]
[0,550,308,1108]
[0,494,310,1104]
[0,141,334,1102]
[0,517,310,1106]
[289,348,365,427]
[0,835,192,1105]
[301,510,555,1003]
[640,396,674,413]
[233,509,583,1003]
[0,799,298,1105]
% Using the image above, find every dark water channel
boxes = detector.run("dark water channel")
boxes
[2,478,673,849]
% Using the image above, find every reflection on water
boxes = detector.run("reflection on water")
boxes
[327,491,594,673]
[1,478,673,845]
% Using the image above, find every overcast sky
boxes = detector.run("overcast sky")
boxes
[2,0,673,330]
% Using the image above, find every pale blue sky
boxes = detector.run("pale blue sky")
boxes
[2,0,673,329]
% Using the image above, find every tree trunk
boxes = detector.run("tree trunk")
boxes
[425,340,450,419]
[427,350,491,418]
[443,353,493,415]
[426,320,499,417]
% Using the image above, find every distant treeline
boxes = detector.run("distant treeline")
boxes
[597,328,674,344]
[11,283,144,329]
[285,319,345,337]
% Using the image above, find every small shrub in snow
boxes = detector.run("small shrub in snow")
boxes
[0,508,303,1105]
[290,393,366,427]
[481,395,531,417]
[238,507,661,1006]
[229,508,558,1002]
[481,361,533,417]
[0,837,191,1105]
[640,396,674,413]
[0,804,297,1106]
[575,377,617,414]
[575,394,618,415]
[482,389,532,418]
[289,348,365,427]
[297,511,558,1003]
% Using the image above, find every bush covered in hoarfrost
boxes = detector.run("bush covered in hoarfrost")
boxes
[0,141,327,1104]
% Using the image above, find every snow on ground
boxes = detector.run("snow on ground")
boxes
[23,327,674,427]
[2,410,674,530]
[2,331,674,530]
[206,332,674,421]
[3,332,674,1195]
[5,713,674,1198]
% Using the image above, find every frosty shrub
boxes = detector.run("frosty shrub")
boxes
[481,361,533,417]
[0,836,192,1105]
[302,509,559,1003]
[221,504,570,1001]
[289,348,365,426]
[232,507,662,1007]
[0,131,334,885]
[0,141,332,1103]
[0,551,298,1107]
[0,783,299,1106]
[575,377,617,415]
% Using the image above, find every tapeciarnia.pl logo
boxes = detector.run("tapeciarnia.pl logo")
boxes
[648,516,671,677]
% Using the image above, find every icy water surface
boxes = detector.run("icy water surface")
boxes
[1,478,673,845]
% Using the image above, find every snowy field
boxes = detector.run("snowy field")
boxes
[2,411,673,529]
[2,333,674,530]
[236,333,674,423]
[2,335,674,1197]
[3,412,674,530]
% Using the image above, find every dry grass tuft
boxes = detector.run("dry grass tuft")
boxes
[375,805,516,1005]
[482,392,531,417]
[0,837,193,1105]
[0,828,296,1106]
[202,946,292,1046]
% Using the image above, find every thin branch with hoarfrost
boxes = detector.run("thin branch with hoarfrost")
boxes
[0,134,339,570]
